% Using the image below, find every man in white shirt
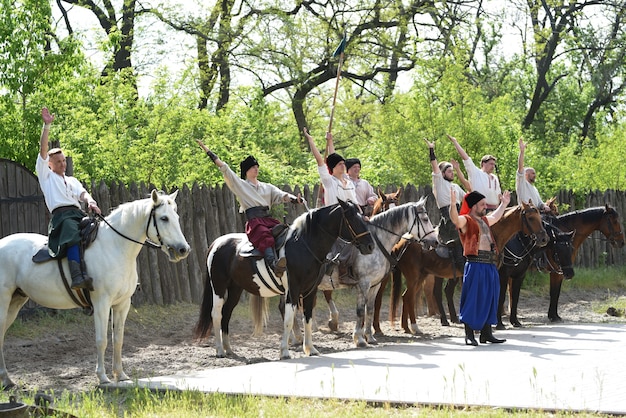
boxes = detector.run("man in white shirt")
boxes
[448,134,502,211]
[345,158,377,216]
[36,107,101,291]
[516,138,552,213]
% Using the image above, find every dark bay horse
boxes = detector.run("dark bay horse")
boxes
[541,205,624,322]
[317,199,436,347]
[497,220,575,329]
[385,202,548,334]
[194,199,375,360]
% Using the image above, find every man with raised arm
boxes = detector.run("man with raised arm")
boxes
[448,134,501,211]
[516,138,552,213]
[450,188,510,346]
[36,107,101,291]
[196,139,301,278]
[303,128,360,285]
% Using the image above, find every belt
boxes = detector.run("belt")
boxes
[245,206,270,221]
[466,250,498,265]
[52,205,81,216]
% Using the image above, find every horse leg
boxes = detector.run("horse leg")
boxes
[423,276,437,316]
[496,271,509,330]
[510,274,524,327]
[0,292,29,389]
[373,272,390,336]
[323,290,339,332]
[364,283,381,344]
[433,277,449,326]
[219,287,243,356]
[445,278,459,324]
[110,298,131,382]
[93,300,113,384]
[353,286,368,348]
[301,294,320,357]
[280,301,297,359]
[402,280,420,334]
[279,295,302,346]
[548,272,564,322]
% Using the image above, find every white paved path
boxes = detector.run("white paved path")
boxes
[112,323,626,414]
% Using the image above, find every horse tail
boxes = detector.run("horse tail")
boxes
[390,266,403,325]
[193,247,214,341]
[250,294,269,337]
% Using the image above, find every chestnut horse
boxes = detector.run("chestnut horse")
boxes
[542,205,624,322]
[386,202,548,335]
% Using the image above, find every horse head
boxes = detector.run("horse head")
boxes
[405,197,436,247]
[546,196,559,215]
[372,187,402,216]
[520,201,549,247]
[148,189,191,262]
[337,199,375,255]
[601,204,625,248]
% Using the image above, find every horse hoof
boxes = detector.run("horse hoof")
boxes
[512,322,522,328]
[441,320,450,327]
[328,320,338,332]
[357,341,368,348]
[496,324,506,330]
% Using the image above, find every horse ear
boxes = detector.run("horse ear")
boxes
[377,187,384,199]
[151,189,159,204]
[170,189,179,201]
[396,187,402,199]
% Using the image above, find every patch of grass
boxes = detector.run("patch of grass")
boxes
[522,266,626,294]
[0,389,612,417]
[7,309,92,339]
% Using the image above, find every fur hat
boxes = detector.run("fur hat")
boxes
[345,158,361,170]
[460,191,486,215]
[326,153,345,174]
[240,155,259,179]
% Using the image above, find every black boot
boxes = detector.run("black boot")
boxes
[480,324,506,344]
[264,248,286,278]
[464,323,478,346]
[69,260,94,291]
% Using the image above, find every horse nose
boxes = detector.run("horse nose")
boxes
[178,244,190,258]
[564,268,575,280]
[538,232,549,247]
[366,242,375,254]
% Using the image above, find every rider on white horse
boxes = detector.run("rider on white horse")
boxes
[36,107,101,291]
[196,139,302,278]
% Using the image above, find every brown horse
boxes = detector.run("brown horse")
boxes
[543,204,624,322]
[323,187,402,332]
[384,202,548,335]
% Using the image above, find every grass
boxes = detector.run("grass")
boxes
[3,267,625,417]
[0,388,612,417]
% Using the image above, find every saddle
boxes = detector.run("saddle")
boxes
[239,223,289,258]
[32,216,99,263]
[30,216,99,316]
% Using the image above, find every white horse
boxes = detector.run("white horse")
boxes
[317,198,436,347]
[0,190,190,388]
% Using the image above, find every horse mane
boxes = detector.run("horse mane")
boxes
[370,197,427,230]
[106,191,169,220]
[289,204,335,238]
[557,206,611,224]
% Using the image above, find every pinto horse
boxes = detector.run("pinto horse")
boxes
[0,190,190,387]
[317,198,436,347]
[540,205,624,322]
[386,202,548,335]
[496,220,575,329]
[194,199,375,360]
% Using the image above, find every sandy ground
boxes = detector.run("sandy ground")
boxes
[4,284,626,394]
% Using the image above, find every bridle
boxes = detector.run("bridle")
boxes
[520,206,544,244]
[96,203,164,249]
[603,211,624,245]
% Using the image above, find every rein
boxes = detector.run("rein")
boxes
[96,203,164,249]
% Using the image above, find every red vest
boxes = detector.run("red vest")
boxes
[459,215,498,256]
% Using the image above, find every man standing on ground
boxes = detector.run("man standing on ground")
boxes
[450,189,510,346]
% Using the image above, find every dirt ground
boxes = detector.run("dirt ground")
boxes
[4,285,626,393]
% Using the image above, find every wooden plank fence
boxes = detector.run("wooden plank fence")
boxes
[1,159,625,306]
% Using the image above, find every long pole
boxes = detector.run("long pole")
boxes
[326,51,345,139]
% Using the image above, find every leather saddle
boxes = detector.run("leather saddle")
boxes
[239,223,289,258]
[32,216,100,263]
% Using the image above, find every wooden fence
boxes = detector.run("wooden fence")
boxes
[1,159,625,306]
